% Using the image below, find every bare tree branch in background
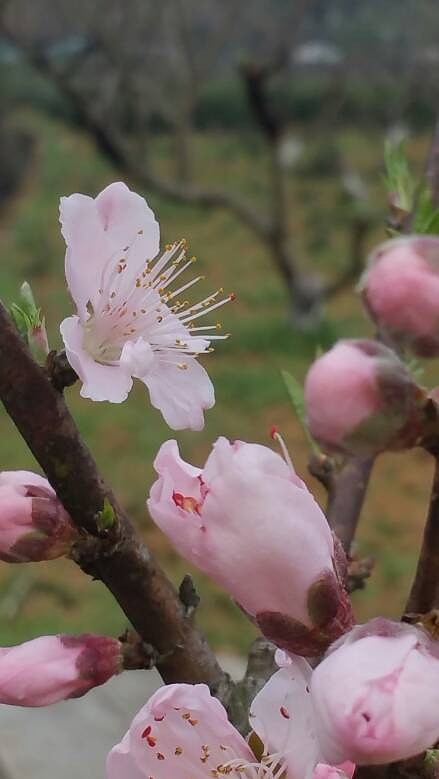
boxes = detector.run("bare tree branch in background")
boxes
[0,0,374,327]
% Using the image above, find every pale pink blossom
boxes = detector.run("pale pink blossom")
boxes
[304,339,422,454]
[362,236,439,356]
[0,470,76,563]
[250,656,355,779]
[311,618,439,765]
[0,634,122,706]
[106,683,259,779]
[147,437,353,655]
[60,181,231,430]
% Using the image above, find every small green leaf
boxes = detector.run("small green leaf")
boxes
[412,183,439,234]
[9,281,49,358]
[383,140,416,213]
[96,497,117,531]
[281,369,319,453]
[9,303,31,341]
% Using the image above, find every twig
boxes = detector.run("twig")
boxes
[232,637,277,735]
[309,453,375,554]
[0,300,235,708]
[405,452,439,616]
[323,217,370,299]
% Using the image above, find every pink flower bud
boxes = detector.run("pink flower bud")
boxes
[304,339,422,454]
[147,438,353,656]
[0,470,76,562]
[361,236,439,356]
[107,683,257,779]
[311,618,439,765]
[0,634,122,706]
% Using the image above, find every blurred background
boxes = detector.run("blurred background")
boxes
[0,0,438,657]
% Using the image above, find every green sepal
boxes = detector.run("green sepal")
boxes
[281,369,320,453]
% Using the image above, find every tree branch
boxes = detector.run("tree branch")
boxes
[232,637,277,734]
[405,452,439,616]
[323,217,370,300]
[0,23,272,243]
[309,453,375,554]
[0,300,236,707]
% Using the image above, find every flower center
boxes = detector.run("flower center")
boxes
[82,239,234,369]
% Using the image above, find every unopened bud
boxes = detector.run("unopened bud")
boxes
[304,339,424,455]
[361,236,439,357]
[0,470,76,562]
[311,618,439,765]
[0,634,122,706]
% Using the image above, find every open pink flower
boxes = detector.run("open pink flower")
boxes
[311,618,439,765]
[250,654,355,779]
[147,437,353,655]
[60,181,231,430]
[106,683,259,779]
[0,470,76,563]
[0,634,122,706]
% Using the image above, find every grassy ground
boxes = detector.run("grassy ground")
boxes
[0,112,437,654]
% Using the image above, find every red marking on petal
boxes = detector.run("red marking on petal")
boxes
[172,491,201,515]
[157,753,165,760]
[141,726,152,739]
[147,737,157,748]
[280,706,290,719]
[154,714,165,722]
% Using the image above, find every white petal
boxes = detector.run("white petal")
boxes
[95,182,160,259]
[142,356,214,431]
[120,338,155,378]
[250,660,320,779]
[60,193,109,317]
[60,316,133,403]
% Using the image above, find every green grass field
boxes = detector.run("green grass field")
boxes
[0,111,437,654]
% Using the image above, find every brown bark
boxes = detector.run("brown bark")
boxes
[309,453,375,554]
[405,453,439,615]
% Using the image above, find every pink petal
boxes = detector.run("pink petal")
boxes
[0,471,53,495]
[107,683,254,779]
[147,441,205,566]
[120,338,155,378]
[203,437,304,488]
[142,356,214,431]
[153,440,202,485]
[60,316,133,403]
[106,733,145,779]
[95,182,159,260]
[250,658,320,779]
[60,193,109,317]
